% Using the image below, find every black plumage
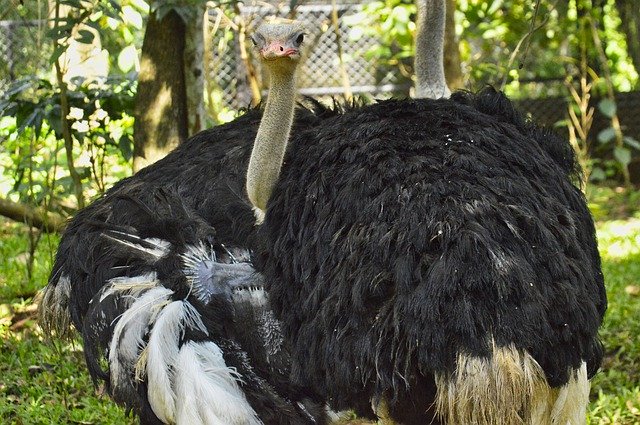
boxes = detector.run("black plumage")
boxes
[77,189,327,424]
[47,100,335,330]
[256,88,606,422]
[42,102,336,425]
[41,88,605,424]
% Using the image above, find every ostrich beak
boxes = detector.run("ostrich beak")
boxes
[261,42,299,60]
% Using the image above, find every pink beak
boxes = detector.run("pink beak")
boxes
[261,42,298,59]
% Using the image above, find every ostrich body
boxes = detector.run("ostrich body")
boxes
[40,21,330,424]
[42,28,333,334]
[256,90,605,424]
[40,3,606,425]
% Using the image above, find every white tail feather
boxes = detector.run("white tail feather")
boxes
[103,232,171,259]
[38,275,72,337]
[175,341,262,425]
[435,340,590,425]
[109,285,172,390]
[100,272,159,302]
[145,300,210,423]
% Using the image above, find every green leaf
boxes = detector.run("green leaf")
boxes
[48,104,64,137]
[597,127,616,144]
[3,79,35,98]
[623,136,640,151]
[613,147,631,166]
[589,167,606,182]
[83,20,102,32]
[75,29,95,44]
[117,45,138,73]
[109,0,123,13]
[598,98,617,118]
[50,45,67,65]
[118,134,133,161]
[16,109,40,136]
[47,22,75,39]
[122,6,143,29]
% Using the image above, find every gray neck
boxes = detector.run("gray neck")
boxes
[246,69,297,220]
[415,0,451,99]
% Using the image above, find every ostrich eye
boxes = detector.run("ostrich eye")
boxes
[251,36,259,46]
[295,33,304,45]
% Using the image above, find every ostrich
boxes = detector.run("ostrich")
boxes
[256,87,606,423]
[41,2,606,425]
[40,20,340,337]
[243,3,606,425]
[41,0,443,337]
[40,20,330,424]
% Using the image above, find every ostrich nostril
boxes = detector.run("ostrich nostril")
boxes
[279,46,284,51]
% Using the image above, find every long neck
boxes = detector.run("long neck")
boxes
[414,0,451,99]
[246,68,297,221]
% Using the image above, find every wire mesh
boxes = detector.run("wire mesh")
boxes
[206,1,412,111]
[0,19,51,93]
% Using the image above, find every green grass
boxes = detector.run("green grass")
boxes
[0,186,639,424]
[588,215,640,424]
[0,222,135,424]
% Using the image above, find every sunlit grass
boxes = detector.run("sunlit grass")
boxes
[588,212,640,424]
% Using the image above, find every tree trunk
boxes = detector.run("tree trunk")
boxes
[444,0,464,90]
[133,9,189,172]
[615,0,640,76]
[184,4,207,136]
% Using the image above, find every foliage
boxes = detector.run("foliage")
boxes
[0,75,136,206]
[344,0,415,88]
[457,0,638,96]
[0,0,146,215]
[593,98,640,184]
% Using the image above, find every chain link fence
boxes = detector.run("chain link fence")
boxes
[2,4,638,151]
[1,2,409,109]
[0,19,51,93]
[207,1,411,111]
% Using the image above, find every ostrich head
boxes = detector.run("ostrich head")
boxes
[251,19,307,74]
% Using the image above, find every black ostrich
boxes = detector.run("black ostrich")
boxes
[240,2,606,424]
[255,89,606,424]
[39,2,607,424]
[40,20,331,424]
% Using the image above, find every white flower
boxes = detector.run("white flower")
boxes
[67,107,84,120]
[93,108,109,121]
[71,120,90,133]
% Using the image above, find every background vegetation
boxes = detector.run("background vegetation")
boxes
[0,0,639,423]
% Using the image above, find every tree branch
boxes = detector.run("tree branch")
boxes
[0,197,66,233]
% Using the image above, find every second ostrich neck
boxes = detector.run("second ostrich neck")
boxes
[415,0,451,99]
[246,69,298,218]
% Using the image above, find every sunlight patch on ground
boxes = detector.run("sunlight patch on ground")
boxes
[596,218,640,260]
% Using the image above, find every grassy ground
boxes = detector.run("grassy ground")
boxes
[0,185,639,424]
